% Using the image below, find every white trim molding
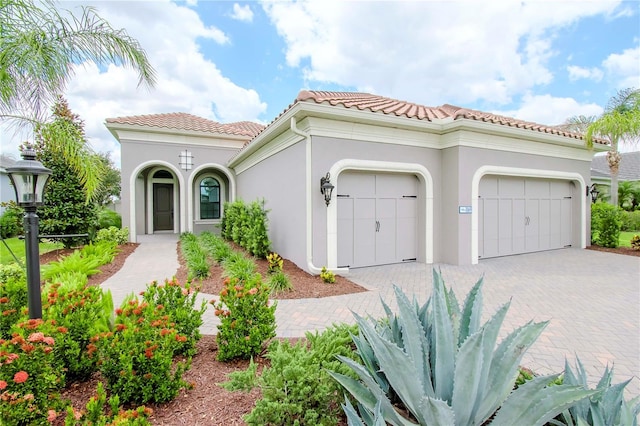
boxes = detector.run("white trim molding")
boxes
[186,163,236,232]
[326,159,434,271]
[471,166,587,264]
[128,161,185,242]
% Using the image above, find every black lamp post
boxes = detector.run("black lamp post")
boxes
[6,144,51,319]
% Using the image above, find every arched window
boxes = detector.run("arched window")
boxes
[199,177,220,219]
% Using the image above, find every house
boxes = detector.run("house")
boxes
[591,151,640,184]
[106,91,609,274]
[0,155,17,214]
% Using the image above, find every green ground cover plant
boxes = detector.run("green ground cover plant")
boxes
[223,324,360,425]
[94,226,129,245]
[330,270,596,425]
[179,232,210,279]
[41,241,118,283]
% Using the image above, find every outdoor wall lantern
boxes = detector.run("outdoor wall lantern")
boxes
[6,144,51,319]
[179,149,193,170]
[320,172,334,207]
[586,183,599,203]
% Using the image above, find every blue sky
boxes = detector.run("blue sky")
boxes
[2,0,639,165]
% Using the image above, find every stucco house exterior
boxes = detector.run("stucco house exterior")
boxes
[106,91,608,274]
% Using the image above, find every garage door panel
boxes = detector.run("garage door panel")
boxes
[499,177,525,198]
[479,176,573,260]
[337,198,354,267]
[397,198,417,261]
[338,173,419,268]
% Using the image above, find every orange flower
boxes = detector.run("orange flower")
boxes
[20,343,35,353]
[0,297,8,303]
[43,336,55,346]
[28,332,44,343]
[57,326,68,333]
[116,324,127,332]
[0,380,7,390]
[248,288,258,295]
[47,409,57,422]
[13,371,28,383]
[115,308,123,315]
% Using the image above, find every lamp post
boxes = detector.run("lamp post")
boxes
[6,144,51,319]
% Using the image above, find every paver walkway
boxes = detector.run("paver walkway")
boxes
[101,236,640,398]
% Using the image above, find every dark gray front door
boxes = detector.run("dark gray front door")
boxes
[153,183,173,231]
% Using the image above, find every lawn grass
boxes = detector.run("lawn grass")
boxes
[619,231,639,248]
[0,237,63,264]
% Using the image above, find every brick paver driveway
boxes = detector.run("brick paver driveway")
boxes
[275,248,640,397]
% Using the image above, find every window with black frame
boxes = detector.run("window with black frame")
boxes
[200,177,220,219]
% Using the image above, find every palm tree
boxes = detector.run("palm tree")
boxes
[0,0,156,198]
[564,88,640,207]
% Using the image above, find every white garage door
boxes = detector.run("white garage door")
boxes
[337,172,418,268]
[478,176,573,259]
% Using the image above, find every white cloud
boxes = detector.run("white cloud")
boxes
[567,65,604,82]
[262,1,620,107]
[230,4,254,23]
[602,45,640,89]
[35,0,267,167]
[499,93,603,126]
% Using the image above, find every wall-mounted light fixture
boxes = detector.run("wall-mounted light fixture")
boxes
[586,183,599,203]
[178,150,193,170]
[320,172,334,207]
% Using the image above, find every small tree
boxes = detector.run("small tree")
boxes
[35,99,99,247]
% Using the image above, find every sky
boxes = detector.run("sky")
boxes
[2,0,639,167]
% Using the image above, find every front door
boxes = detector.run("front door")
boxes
[153,183,174,231]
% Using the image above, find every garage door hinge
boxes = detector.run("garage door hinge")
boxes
[564,244,572,248]
[564,196,572,199]
[337,194,350,198]
[402,258,417,262]
[402,195,417,198]
[338,265,349,268]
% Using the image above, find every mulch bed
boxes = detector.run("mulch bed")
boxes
[586,245,640,257]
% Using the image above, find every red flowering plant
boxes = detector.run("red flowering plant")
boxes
[95,296,190,404]
[0,267,28,339]
[0,319,65,425]
[139,278,206,357]
[212,273,276,361]
[42,281,114,381]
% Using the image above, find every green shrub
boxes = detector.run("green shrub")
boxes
[94,226,129,245]
[140,278,206,357]
[96,298,190,404]
[591,203,623,248]
[96,208,122,230]
[0,269,28,339]
[0,319,65,425]
[220,199,272,258]
[42,282,114,381]
[0,202,22,238]
[620,210,640,231]
[268,270,293,295]
[223,324,360,426]
[330,270,595,425]
[212,274,276,361]
[320,267,335,284]
[64,382,152,426]
[179,232,210,279]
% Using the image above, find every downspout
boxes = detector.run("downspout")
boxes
[290,117,323,275]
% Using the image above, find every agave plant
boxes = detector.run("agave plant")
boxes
[551,358,640,426]
[329,269,596,426]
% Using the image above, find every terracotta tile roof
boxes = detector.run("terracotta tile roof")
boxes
[295,90,599,142]
[105,112,264,138]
